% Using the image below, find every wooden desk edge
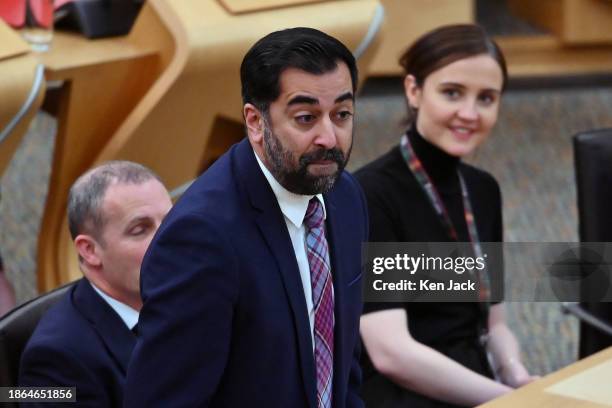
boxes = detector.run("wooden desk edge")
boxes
[478,347,612,407]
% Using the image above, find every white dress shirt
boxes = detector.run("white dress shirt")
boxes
[255,152,329,349]
[90,281,139,331]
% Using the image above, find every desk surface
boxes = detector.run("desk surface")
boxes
[479,347,612,407]
[40,31,157,79]
[0,20,30,60]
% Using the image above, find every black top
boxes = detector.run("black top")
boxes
[354,127,502,408]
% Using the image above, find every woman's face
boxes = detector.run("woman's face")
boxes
[404,54,504,157]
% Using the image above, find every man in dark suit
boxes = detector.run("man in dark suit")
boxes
[125,28,368,407]
[19,161,172,406]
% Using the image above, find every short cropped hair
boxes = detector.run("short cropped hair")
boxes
[67,161,161,242]
[240,27,358,114]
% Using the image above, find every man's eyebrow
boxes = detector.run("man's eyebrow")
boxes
[287,95,319,106]
[335,92,354,103]
[286,92,354,107]
[125,215,152,228]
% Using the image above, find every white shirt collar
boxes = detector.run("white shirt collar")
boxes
[254,150,326,228]
[90,281,139,330]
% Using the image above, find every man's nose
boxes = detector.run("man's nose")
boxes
[314,117,337,149]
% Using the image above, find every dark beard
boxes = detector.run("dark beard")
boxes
[263,126,351,195]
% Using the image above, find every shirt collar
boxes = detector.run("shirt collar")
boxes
[254,150,326,228]
[90,282,139,330]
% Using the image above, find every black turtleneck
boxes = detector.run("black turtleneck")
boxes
[406,126,468,240]
[355,127,502,244]
[407,126,460,192]
[354,128,503,408]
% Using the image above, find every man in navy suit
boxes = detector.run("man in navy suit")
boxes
[125,28,368,407]
[19,161,172,406]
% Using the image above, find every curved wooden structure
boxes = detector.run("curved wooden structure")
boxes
[37,5,169,291]
[500,0,612,77]
[37,0,385,290]
[368,0,474,76]
[0,21,46,177]
[508,0,612,45]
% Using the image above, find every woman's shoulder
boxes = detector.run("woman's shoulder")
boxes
[458,162,500,191]
[355,145,403,174]
[458,163,503,213]
[354,145,406,188]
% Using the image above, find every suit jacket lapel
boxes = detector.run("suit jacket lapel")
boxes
[73,279,136,374]
[234,139,317,407]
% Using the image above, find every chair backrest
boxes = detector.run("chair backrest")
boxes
[573,129,612,357]
[0,283,73,388]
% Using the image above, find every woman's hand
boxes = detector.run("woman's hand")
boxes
[499,358,540,388]
[487,304,540,388]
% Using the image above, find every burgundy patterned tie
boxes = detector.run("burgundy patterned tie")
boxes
[304,198,334,408]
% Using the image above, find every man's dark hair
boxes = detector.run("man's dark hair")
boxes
[240,27,358,114]
[67,161,161,242]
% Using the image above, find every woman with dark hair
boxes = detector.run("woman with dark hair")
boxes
[356,24,536,407]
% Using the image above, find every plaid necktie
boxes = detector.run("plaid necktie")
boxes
[304,198,334,408]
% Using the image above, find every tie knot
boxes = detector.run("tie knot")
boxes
[304,197,324,230]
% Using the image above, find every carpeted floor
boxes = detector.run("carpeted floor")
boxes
[1,113,55,307]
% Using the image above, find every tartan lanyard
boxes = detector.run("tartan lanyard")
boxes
[400,134,490,302]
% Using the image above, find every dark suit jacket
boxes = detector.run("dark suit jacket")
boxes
[19,278,136,407]
[125,138,368,407]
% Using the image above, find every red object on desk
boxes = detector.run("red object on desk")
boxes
[0,0,55,29]
[54,0,72,8]
[30,0,54,29]
[0,0,26,28]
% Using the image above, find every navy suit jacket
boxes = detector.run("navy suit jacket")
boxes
[125,138,368,407]
[19,279,136,407]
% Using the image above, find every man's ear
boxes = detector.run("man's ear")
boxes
[74,234,102,268]
[403,74,421,109]
[243,103,265,145]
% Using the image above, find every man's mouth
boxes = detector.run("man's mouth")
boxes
[307,161,338,175]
